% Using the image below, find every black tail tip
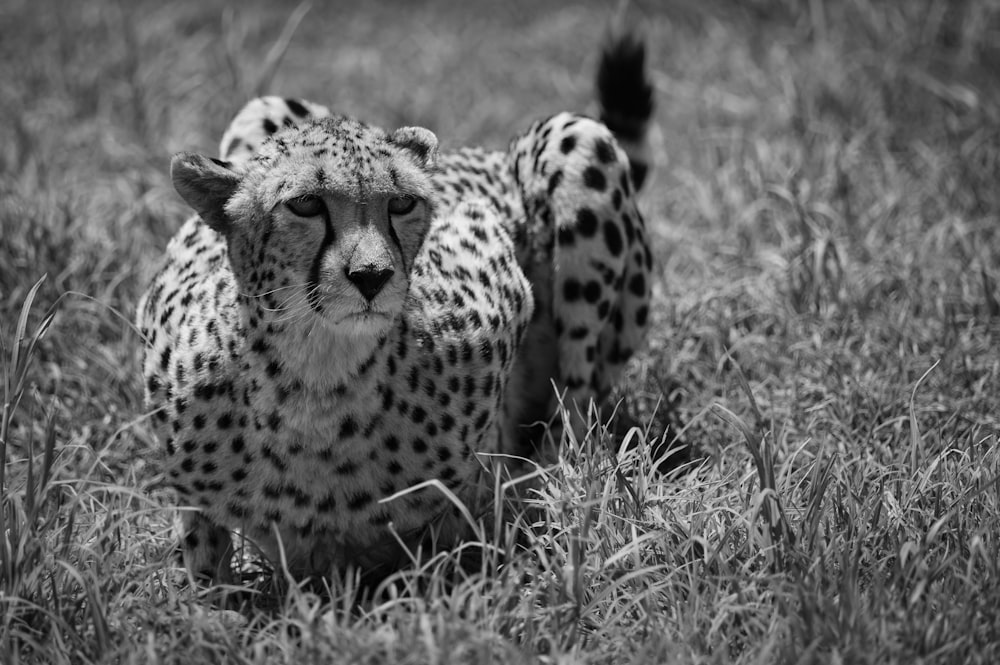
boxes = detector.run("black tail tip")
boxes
[596,27,654,143]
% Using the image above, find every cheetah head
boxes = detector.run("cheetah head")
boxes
[170,116,439,340]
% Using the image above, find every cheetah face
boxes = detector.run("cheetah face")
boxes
[170,117,439,338]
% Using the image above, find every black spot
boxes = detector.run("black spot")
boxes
[387,460,403,475]
[222,136,242,158]
[411,406,426,424]
[583,281,602,303]
[227,502,249,519]
[193,383,215,400]
[440,414,456,433]
[231,435,245,453]
[480,340,493,363]
[558,227,575,246]
[547,170,563,196]
[603,222,623,256]
[636,305,649,327]
[629,273,646,297]
[285,98,310,117]
[630,162,648,190]
[192,414,206,430]
[216,413,232,429]
[560,135,577,154]
[412,438,428,453]
[262,118,278,134]
[594,138,615,164]
[583,166,606,191]
[384,435,400,452]
[440,467,459,485]
[577,208,598,236]
[232,468,247,482]
[347,493,373,511]
[340,417,358,438]
[267,411,281,431]
[159,347,171,372]
[563,279,582,302]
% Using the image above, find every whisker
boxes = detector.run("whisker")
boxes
[238,282,311,300]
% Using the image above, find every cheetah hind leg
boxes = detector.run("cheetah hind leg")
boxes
[508,113,652,444]
[179,510,236,588]
[218,96,333,167]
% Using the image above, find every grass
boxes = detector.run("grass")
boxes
[3,0,1000,661]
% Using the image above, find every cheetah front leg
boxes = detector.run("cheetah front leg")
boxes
[508,113,653,442]
[163,94,333,588]
[179,510,236,587]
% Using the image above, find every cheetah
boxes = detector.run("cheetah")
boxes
[137,31,655,583]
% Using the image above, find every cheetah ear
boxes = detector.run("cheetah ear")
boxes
[171,152,241,234]
[388,127,438,169]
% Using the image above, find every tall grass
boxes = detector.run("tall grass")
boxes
[1,0,1000,662]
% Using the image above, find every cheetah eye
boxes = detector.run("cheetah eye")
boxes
[387,195,418,216]
[285,195,326,218]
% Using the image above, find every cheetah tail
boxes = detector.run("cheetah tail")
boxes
[595,26,654,192]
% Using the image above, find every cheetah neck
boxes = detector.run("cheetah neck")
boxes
[248,315,395,395]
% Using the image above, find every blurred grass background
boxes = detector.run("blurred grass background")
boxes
[3,0,1000,662]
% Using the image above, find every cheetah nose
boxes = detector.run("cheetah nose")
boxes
[347,265,394,301]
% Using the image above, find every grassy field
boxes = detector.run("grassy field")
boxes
[3,0,1000,662]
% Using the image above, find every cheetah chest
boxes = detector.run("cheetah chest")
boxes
[172,315,507,571]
